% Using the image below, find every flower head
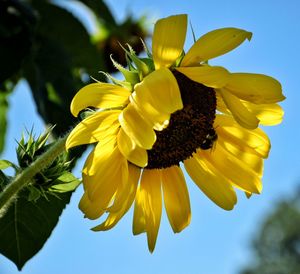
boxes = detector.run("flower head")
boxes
[66,14,285,252]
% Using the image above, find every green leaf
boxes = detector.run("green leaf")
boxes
[0,189,72,270]
[0,160,13,170]
[32,0,103,73]
[50,172,81,193]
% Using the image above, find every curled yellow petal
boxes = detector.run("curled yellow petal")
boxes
[176,65,230,88]
[200,142,262,194]
[66,110,120,150]
[117,128,148,167]
[82,134,117,177]
[79,192,105,220]
[219,88,259,129]
[217,136,263,177]
[243,102,284,126]
[70,83,130,117]
[131,93,170,131]
[182,28,252,66]
[215,114,270,158]
[119,103,156,150]
[134,68,183,115]
[86,146,128,203]
[92,164,141,231]
[153,14,187,69]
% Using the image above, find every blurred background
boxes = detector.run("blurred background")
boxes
[0,0,299,273]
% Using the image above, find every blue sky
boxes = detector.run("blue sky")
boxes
[1,0,300,273]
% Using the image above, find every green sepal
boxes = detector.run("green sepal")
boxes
[140,38,152,58]
[79,107,97,121]
[119,43,150,78]
[174,51,185,67]
[110,55,140,85]
[126,54,136,71]
[126,44,150,77]
[99,71,132,91]
[140,58,155,72]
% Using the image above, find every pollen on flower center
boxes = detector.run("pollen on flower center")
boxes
[146,70,217,169]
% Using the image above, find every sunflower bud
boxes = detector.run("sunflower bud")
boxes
[12,128,80,201]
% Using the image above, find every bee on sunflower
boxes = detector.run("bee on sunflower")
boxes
[66,14,285,252]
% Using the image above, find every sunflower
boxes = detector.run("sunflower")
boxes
[66,14,285,252]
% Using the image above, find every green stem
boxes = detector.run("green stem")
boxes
[0,134,68,213]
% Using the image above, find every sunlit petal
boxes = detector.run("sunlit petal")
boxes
[181,28,252,66]
[119,103,156,149]
[92,164,141,231]
[243,102,284,126]
[71,83,130,117]
[134,68,183,114]
[201,141,262,193]
[133,169,162,252]
[66,110,120,150]
[176,65,230,88]
[117,128,148,167]
[153,14,187,69]
[215,115,270,158]
[184,155,237,210]
[161,166,191,233]
[219,88,259,129]
[225,73,285,104]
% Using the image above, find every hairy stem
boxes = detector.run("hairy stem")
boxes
[0,135,68,215]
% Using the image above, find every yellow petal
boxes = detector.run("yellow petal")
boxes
[107,164,141,213]
[88,150,128,204]
[82,138,129,208]
[216,90,230,114]
[141,169,162,253]
[217,135,263,177]
[219,88,259,129]
[134,68,183,115]
[119,103,156,149]
[78,192,105,220]
[184,154,237,210]
[225,73,285,104]
[70,83,131,117]
[181,28,252,66]
[243,102,284,126]
[161,166,191,233]
[153,14,187,69]
[176,65,230,88]
[132,184,146,235]
[131,93,170,131]
[200,141,262,193]
[92,164,141,231]
[82,134,117,177]
[66,110,120,150]
[117,128,148,168]
[217,91,284,126]
[215,115,270,158]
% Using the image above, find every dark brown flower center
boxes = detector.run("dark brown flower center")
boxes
[146,70,217,169]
